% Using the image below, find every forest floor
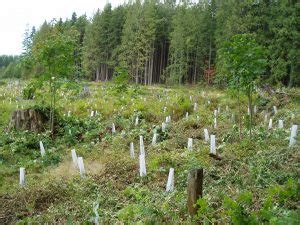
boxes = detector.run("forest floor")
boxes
[0,80,299,224]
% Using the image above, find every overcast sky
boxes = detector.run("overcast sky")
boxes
[0,0,125,55]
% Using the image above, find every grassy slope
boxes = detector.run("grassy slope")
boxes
[0,80,299,224]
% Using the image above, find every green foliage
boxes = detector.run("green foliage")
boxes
[195,179,299,225]
[0,55,21,79]
[217,33,267,137]
[112,66,130,93]
[218,34,267,91]
[23,80,43,99]
[223,192,257,225]
[4,0,297,87]
[41,153,61,167]
[0,82,299,223]
[32,27,78,78]
[167,1,213,84]
[0,80,6,86]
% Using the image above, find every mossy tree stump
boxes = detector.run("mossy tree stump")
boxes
[8,109,47,132]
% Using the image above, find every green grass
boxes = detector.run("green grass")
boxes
[0,80,299,224]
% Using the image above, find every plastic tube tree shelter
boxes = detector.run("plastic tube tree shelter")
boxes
[289,125,298,147]
[166,168,175,192]
[139,154,147,177]
[77,157,86,178]
[188,138,193,151]
[39,141,45,157]
[71,149,78,167]
[19,167,25,187]
[130,142,135,158]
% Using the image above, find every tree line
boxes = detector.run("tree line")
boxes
[0,55,21,78]
[1,0,299,87]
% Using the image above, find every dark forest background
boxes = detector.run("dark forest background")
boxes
[0,0,299,87]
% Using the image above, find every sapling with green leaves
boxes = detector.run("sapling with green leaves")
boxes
[31,25,78,137]
[218,34,267,139]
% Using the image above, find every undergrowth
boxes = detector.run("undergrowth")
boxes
[0,81,299,224]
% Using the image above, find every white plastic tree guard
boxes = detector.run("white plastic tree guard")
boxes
[77,157,86,178]
[130,142,135,158]
[19,167,25,187]
[139,136,145,155]
[152,133,157,146]
[278,120,284,129]
[162,122,167,132]
[268,119,273,129]
[188,138,193,151]
[112,123,116,134]
[204,129,209,142]
[289,125,298,147]
[210,135,216,155]
[166,168,175,192]
[139,154,147,177]
[39,141,45,157]
[71,149,78,166]
[194,103,198,111]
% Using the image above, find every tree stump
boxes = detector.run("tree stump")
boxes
[7,109,47,132]
[187,168,204,216]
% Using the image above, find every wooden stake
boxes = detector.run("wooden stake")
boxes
[187,169,204,216]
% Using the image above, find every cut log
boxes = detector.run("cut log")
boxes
[7,109,47,132]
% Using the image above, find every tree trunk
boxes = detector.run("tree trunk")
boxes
[160,42,164,83]
[208,35,212,70]
[49,79,53,136]
[51,81,56,138]
[248,87,253,139]
[194,52,197,84]
[238,89,242,139]
[105,64,108,81]
[149,52,154,85]
[96,66,100,81]
[144,58,148,85]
